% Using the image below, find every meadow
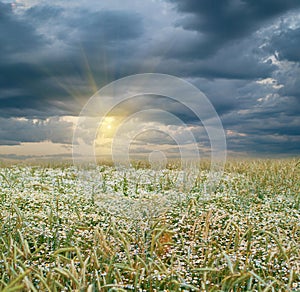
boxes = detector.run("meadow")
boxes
[0,159,299,291]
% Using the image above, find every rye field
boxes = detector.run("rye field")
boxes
[0,159,299,291]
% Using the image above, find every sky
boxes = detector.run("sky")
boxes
[0,0,300,161]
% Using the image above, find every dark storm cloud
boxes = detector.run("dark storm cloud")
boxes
[0,117,73,145]
[168,0,300,58]
[266,23,300,115]
[153,46,274,80]
[107,95,200,125]
[0,3,144,119]
[25,4,63,21]
[221,95,300,156]
[189,40,274,80]
[0,2,46,58]
[64,9,144,80]
[270,62,300,116]
[0,61,83,118]
[24,5,143,49]
[227,133,300,156]
[230,111,300,136]
[74,10,143,44]
[191,79,247,116]
[0,0,299,156]
[228,127,300,155]
[270,27,300,62]
[0,4,71,117]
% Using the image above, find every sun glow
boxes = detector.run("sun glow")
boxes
[94,116,121,158]
[101,116,116,134]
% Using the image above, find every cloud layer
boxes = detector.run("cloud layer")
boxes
[0,0,299,157]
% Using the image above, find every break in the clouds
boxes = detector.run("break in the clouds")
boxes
[0,0,299,159]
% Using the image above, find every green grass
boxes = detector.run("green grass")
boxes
[0,159,299,291]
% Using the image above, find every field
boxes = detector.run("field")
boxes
[0,159,299,291]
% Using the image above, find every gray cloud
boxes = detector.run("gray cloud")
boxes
[0,0,299,157]
[132,130,178,146]
[0,2,46,59]
[168,0,300,58]
[270,27,300,62]
[0,3,144,119]
[107,95,200,125]
[0,117,73,145]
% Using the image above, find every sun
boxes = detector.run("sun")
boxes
[94,116,120,157]
[97,116,118,139]
[102,116,115,130]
